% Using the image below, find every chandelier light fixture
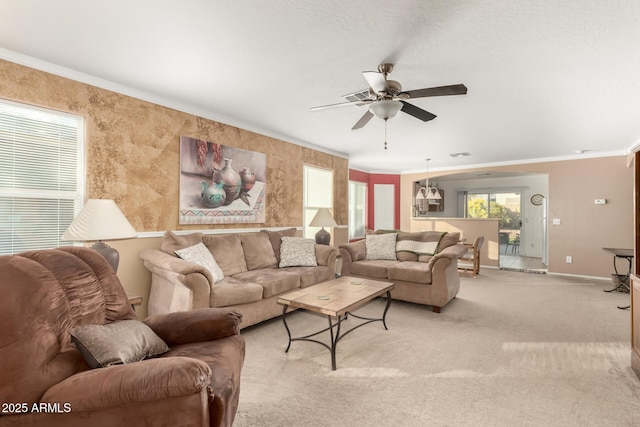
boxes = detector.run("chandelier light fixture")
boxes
[424,158,441,200]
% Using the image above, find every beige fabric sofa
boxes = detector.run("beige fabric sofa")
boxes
[139,228,339,328]
[339,231,467,313]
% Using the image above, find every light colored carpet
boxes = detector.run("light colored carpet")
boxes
[234,269,640,426]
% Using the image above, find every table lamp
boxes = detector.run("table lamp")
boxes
[61,199,137,272]
[309,208,337,245]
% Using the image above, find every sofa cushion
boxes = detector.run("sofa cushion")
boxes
[281,265,334,287]
[240,233,278,270]
[160,231,203,255]
[70,320,170,368]
[175,242,224,283]
[210,276,264,307]
[203,234,248,276]
[365,233,397,260]
[279,237,317,267]
[387,261,432,284]
[233,269,301,298]
[260,228,297,263]
[350,259,399,279]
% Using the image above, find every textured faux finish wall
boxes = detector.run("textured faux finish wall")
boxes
[0,59,349,231]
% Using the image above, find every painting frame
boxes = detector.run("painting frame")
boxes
[179,136,266,225]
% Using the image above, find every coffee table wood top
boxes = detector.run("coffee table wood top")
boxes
[277,276,394,317]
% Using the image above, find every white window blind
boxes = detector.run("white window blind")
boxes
[303,165,333,239]
[348,181,366,240]
[0,99,84,255]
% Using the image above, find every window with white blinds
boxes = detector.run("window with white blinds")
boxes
[0,99,84,255]
[303,165,333,239]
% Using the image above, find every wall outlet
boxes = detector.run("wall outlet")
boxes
[566,255,573,263]
[552,218,561,225]
[595,199,607,205]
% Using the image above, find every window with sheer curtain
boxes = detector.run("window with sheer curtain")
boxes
[348,181,366,240]
[303,165,333,239]
[0,99,84,255]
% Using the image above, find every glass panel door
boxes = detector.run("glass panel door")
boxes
[466,192,521,254]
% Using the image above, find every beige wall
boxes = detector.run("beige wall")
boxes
[0,59,349,316]
[402,156,634,278]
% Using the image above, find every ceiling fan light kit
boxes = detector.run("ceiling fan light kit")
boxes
[369,99,403,120]
[311,63,467,149]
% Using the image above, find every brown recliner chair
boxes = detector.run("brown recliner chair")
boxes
[0,247,245,427]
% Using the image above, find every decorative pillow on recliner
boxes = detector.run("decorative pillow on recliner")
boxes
[279,237,317,267]
[70,320,170,369]
[175,242,224,283]
[365,233,397,260]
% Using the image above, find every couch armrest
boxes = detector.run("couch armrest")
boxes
[428,243,468,267]
[41,357,211,411]
[139,248,214,282]
[139,249,213,315]
[144,308,242,346]
[338,240,366,276]
[315,244,338,270]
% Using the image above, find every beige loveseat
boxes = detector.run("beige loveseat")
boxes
[139,228,339,328]
[339,231,467,313]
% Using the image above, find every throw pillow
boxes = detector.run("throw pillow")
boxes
[70,320,170,369]
[279,237,317,267]
[365,233,398,260]
[175,242,224,283]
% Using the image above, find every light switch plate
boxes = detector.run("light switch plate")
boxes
[552,218,561,225]
[595,199,606,205]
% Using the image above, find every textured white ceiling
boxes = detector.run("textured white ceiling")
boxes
[1,0,639,173]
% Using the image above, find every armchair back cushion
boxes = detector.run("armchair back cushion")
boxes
[0,247,136,406]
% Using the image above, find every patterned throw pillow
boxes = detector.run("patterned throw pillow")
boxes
[279,237,317,267]
[175,242,224,283]
[365,233,398,260]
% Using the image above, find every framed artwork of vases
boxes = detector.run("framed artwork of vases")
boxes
[179,135,266,224]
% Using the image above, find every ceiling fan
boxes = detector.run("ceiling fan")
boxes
[311,63,467,130]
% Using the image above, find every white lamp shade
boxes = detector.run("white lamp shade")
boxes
[415,187,427,200]
[426,187,442,200]
[62,199,137,241]
[369,99,403,120]
[309,208,338,228]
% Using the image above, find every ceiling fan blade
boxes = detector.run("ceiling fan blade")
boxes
[310,99,372,111]
[400,101,437,122]
[362,71,388,94]
[352,110,374,130]
[404,84,468,99]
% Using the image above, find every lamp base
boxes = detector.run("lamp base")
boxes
[91,241,120,272]
[315,228,331,246]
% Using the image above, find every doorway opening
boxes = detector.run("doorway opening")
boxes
[466,190,546,272]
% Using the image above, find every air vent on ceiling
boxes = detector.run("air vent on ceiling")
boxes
[449,152,471,158]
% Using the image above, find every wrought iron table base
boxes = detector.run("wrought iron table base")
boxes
[281,291,392,370]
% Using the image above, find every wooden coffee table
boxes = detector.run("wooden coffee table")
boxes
[277,276,394,370]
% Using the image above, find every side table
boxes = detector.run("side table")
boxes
[126,292,143,312]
